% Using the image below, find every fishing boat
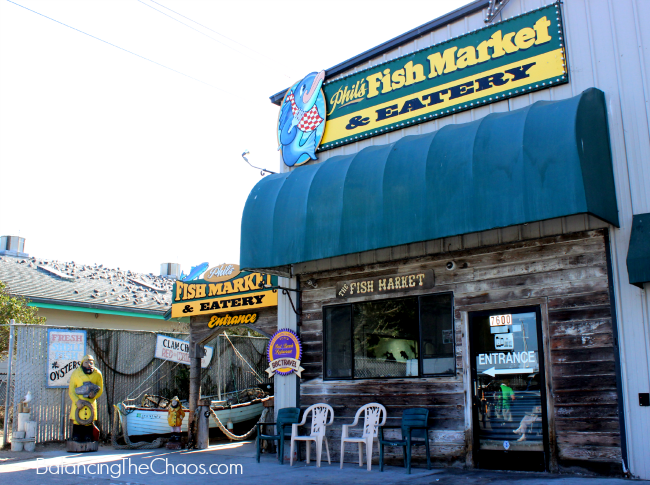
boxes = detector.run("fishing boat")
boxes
[122,391,271,437]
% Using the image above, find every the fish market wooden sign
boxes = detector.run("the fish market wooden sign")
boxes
[317,4,567,150]
[336,270,434,299]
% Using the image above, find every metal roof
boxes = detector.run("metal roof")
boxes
[0,255,172,316]
[269,0,489,105]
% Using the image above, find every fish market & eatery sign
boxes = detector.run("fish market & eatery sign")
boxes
[316,4,567,150]
[155,335,213,368]
[171,266,278,318]
[47,329,86,388]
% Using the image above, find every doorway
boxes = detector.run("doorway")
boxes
[469,306,549,471]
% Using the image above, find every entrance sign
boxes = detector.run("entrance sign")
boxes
[318,4,567,151]
[266,329,304,377]
[336,270,434,298]
[155,335,213,368]
[47,329,86,388]
[207,312,259,328]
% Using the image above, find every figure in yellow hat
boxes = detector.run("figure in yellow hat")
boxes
[167,396,185,443]
[68,354,103,444]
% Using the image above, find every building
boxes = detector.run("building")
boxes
[0,238,180,332]
[239,0,650,478]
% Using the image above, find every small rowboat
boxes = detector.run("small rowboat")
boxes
[124,396,270,437]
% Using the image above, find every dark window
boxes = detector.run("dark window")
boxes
[324,293,454,380]
[324,305,352,378]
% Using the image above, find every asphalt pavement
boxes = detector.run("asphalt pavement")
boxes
[0,441,644,485]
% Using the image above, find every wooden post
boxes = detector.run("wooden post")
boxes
[188,343,203,448]
[197,398,210,449]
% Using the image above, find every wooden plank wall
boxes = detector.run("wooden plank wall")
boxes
[297,229,621,473]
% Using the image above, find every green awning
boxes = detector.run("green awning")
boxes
[627,213,650,288]
[241,88,618,270]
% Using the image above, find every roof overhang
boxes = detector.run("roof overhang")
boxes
[27,297,168,319]
[242,88,619,270]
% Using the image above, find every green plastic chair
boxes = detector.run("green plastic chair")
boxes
[256,407,301,464]
[378,408,431,474]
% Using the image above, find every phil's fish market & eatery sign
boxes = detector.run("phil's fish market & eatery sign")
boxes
[171,270,278,318]
[317,3,567,150]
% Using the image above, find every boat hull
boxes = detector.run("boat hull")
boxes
[124,401,265,436]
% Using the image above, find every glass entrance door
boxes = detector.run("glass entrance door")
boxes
[469,306,549,471]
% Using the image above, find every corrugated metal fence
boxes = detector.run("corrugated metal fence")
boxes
[8,325,270,443]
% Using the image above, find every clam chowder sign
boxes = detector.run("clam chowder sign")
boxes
[155,335,213,369]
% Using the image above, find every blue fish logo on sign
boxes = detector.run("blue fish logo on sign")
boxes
[277,71,326,167]
[180,262,209,281]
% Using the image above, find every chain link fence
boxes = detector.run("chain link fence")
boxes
[4,325,270,444]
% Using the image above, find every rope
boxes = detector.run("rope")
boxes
[223,333,264,383]
[111,403,167,449]
[207,405,268,441]
[126,360,175,399]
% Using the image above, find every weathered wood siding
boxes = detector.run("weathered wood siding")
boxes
[297,229,621,472]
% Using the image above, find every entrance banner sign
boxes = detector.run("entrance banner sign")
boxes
[207,313,259,328]
[154,335,213,368]
[318,3,567,151]
[171,271,278,318]
[336,270,434,299]
[266,329,304,377]
[47,329,86,388]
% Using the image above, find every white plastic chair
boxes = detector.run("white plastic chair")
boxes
[290,403,334,467]
[340,403,387,471]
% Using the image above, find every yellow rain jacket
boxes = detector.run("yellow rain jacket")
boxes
[167,406,185,427]
[68,365,104,425]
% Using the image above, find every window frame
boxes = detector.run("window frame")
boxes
[322,291,455,381]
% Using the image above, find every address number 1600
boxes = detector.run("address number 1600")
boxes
[489,314,513,326]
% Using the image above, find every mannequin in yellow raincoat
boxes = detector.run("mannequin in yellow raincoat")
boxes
[167,396,185,442]
[68,354,103,442]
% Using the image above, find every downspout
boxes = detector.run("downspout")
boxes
[604,229,629,475]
